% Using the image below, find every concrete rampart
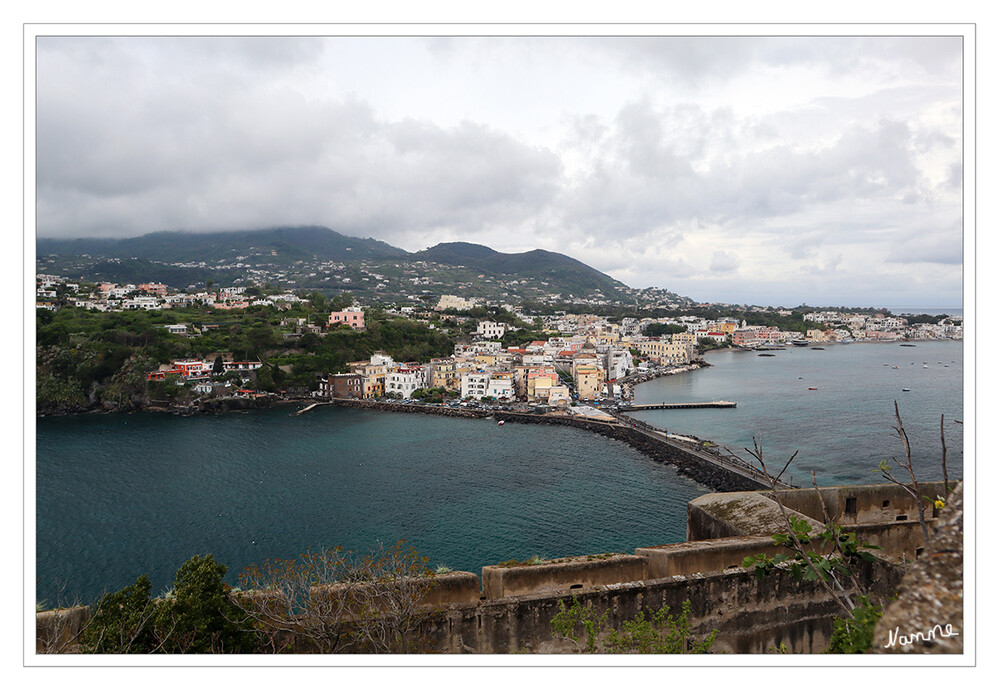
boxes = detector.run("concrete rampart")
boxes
[637,536,780,578]
[774,481,949,525]
[424,558,904,654]
[481,555,648,599]
[687,491,824,540]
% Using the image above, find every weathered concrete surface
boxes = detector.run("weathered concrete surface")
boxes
[425,559,905,654]
[481,555,647,599]
[775,482,949,526]
[687,491,824,541]
[637,536,779,578]
[873,482,963,654]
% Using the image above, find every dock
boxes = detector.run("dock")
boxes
[618,401,737,411]
[295,402,329,415]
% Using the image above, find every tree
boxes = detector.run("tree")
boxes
[642,322,685,338]
[79,555,258,654]
[237,541,437,653]
[212,355,224,376]
[307,291,329,311]
[154,554,258,653]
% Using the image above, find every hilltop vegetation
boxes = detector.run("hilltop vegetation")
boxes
[35,301,456,414]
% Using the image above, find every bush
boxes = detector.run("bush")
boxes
[550,598,716,653]
[80,555,259,654]
[827,595,883,653]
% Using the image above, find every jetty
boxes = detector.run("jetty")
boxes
[619,401,736,411]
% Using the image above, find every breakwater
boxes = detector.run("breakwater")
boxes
[494,411,774,492]
[304,398,772,491]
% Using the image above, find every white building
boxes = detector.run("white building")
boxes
[486,375,515,401]
[122,296,162,310]
[604,350,631,380]
[386,368,424,399]
[461,372,490,400]
[437,294,478,311]
[476,320,507,340]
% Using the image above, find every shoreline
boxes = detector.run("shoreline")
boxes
[35,338,962,419]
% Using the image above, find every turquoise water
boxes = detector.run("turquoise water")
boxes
[35,408,703,606]
[35,340,964,607]
[632,340,964,487]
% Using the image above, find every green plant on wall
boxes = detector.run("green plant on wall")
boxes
[550,598,716,654]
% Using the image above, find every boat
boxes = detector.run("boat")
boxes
[758,353,776,357]
[497,420,505,426]
[902,388,911,392]
[810,347,825,350]
[791,340,810,347]
[900,343,917,347]
[808,387,818,390]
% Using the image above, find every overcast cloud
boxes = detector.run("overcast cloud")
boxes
[35,35,963,307]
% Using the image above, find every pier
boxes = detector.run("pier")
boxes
[619,401,737,411]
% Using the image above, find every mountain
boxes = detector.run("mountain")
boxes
[37,226,637,301]
[410,242,628,297]
[36,226,408,265]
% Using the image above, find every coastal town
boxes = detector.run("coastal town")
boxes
[35,273,964,412]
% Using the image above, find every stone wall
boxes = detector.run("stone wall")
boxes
[637,536,780,578]
[422,558,904,654]
[481,555,648,599]
[774,481,949,525]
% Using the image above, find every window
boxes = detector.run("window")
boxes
[882,500,890,508]
[845,497,858,515]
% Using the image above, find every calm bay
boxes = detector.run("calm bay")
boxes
[35,340,964,607]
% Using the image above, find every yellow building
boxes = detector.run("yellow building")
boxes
[348,361,388,398]
[574,364,604,401]
[527,370,560,402]
[636,340,692,365]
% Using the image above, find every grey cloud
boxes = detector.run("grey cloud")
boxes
[564,100,928,243]
[36,38,562,240]
[709,250,739,273]
[594,37,960,87]
[886,227,963,265]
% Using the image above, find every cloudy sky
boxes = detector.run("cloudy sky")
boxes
[34,34,964,307]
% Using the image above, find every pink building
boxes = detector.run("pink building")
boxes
[328,307,365,330]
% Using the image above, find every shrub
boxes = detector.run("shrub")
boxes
[550,598,716,654]
[80,555,259,654]
[827,595,883,654]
